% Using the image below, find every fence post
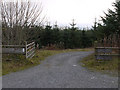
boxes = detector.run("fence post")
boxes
[94,41,98,48]
[25,41,27,59]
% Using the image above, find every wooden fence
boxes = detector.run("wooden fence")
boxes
[25,42,35,59]
[95,33,120,61]
[95,47,120,60]
[2,45,25,54]
[2,42,35,59]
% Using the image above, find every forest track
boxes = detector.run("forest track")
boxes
[2,51,118,88]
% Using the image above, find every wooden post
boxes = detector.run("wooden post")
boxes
[25,41,27,59]
[37,43,39,49]
[94,41,98,48]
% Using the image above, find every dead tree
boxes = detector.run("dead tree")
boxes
[1,0,45,45]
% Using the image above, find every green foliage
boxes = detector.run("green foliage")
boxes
[20,2,120,49]
[26,23,95,49]
[94,1,120,39]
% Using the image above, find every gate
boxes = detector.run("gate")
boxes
[2,42,35,59]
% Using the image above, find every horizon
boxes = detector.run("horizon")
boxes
[40,0,115,28]
[2,0,116,28]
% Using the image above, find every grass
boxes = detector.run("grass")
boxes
[80,53,119,76]
[2,48,93,75]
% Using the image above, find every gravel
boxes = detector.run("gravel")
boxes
[2,51,118,88]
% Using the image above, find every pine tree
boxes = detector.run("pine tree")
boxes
[98,1,120,37]
[69,19,77,48]
[52,22,60,44]
[70,19,77,31]
[44,23,52,46]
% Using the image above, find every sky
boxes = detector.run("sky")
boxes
[37,0,115,27]
[37,0,115,28]
[4,0,116,28]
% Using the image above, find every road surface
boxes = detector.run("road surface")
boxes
[2,51,118,88]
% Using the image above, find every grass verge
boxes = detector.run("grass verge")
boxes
[80,53,119,76]
[2,48,93,75]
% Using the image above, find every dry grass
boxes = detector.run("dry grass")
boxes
[2,48,93,75]
[81,53,119,76]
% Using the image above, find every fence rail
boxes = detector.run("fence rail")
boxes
[2,42,35,59]
[95,47,120,60]
[25,42,35,59]
[2,45,25,48]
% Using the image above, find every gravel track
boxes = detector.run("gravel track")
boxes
[2,51,118,88]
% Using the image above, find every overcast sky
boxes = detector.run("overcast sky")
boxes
[6,0,116,28]
[37,0,115,28]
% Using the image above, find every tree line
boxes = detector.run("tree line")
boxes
[2,1,120,49]
[27,20,95,49]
